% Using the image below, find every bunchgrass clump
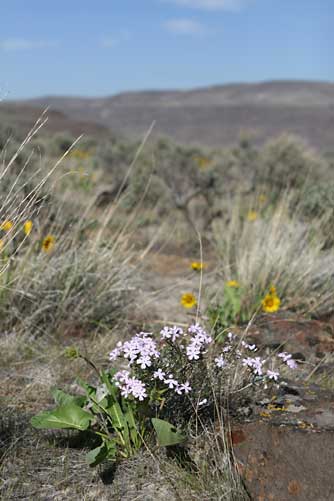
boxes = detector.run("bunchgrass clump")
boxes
[211,191,334,324]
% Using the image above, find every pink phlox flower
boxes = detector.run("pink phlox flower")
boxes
[109,344,123,361]
[161,325,183,342]
[215,355,225,368]
[164,374,179,389]
[223,345,232,353]
[267,369,280,381]
[121,333,160,366]
[286,358,297,369]
[153,368,166,381]
[188,323,203,335]
[198,398,208,406]
[114,370,130,385]
[241,340,257,351]
[136,355,152,369]
[278,352,297,369]
[160,326,172,339]
[175,382,192,395]
[114,371,147,401]
[242,356,265,376]
[227,332,235,341]
[278,352,291,362]
[186,343,201,360]
[247,344,257,351]
[170,325,183,342]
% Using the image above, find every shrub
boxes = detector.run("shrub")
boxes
[255,134,327,199]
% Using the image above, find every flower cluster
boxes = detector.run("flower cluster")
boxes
[160,325,183,342]
[109,324,212,401]
[109,332,160,369]
[186,323,212,360]
[152,369,191,395]
[108,324,298,403]
[114,370,148,401]
[242,356,265,375]
[278,352,298,369]
[213,331,297,384]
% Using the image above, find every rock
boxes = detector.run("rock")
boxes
[231,382,334,501]
[240,313,334,361]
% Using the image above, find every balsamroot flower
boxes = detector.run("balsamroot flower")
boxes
[42,234,56,253]
[247,210,258,222]
[262,291,281,313]
[191,261,205,271]
[226,280,240,288]
[24,220,33,236]
[1,220,13,232]
[180,293,197,309]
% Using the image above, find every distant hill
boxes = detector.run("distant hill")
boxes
[9,81,334,150]
[0,102,109,140]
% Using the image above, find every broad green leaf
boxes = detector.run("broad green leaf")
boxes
[76,377,97,399]
[31,404,92,431]
[86,441,116,467]
[152,418,186,447]
[51,388,86,407]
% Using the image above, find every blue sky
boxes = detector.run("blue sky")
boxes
[1,0,333,98]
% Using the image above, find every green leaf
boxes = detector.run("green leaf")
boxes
[51,388,86,407]
[86,441,116,467]
[152,418,186,447]
[76,377,97,399]
[31,404,92,431]
[123,401,141,449]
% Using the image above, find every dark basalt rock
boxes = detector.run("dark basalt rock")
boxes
[231,382,334,501]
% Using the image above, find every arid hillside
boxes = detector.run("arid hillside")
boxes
[15,80,334,150]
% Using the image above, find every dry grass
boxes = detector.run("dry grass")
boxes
[212,191,334,318]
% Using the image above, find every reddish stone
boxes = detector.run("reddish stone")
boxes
[231,383,334,501]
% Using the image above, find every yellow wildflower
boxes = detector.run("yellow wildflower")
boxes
[269,285,277,295]
[262,293,280,313]
[195,156,211,169]
[226,280,240,288]
[42,235,55,253]
[181,293,197,309]
[258,194,267,205]
[1,220,13,232]
[191,261,205,271]
[247,210,258,222]
[24,220,33,236]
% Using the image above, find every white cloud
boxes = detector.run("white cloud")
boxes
[164,18,206,35]
[163,0,247,10]
[0,38,58,51]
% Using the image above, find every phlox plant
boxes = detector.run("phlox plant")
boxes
[31,323,297,467]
